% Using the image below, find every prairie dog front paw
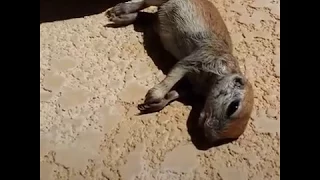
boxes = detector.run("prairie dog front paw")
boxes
[144,87,166,104]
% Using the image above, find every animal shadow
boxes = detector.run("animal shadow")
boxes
[40,0,127,24]
[107,12,236,150]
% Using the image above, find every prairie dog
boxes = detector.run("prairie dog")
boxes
[107,0,254,143]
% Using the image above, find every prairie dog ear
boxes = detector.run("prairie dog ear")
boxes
[231,74,248,90]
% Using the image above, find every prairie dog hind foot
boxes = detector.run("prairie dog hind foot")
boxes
[106,1,145,26]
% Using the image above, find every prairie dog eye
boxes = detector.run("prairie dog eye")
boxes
[226,100,240,117]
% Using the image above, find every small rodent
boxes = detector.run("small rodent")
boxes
[107,0,254,143]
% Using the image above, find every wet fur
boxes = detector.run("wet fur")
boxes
[107,0,254,143]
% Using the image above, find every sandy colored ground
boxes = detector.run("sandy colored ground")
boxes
[40,0,280,179]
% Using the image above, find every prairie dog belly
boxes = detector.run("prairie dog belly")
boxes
[156,0,216,95]
[157,0,208,60]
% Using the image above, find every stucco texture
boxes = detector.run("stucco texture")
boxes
[40,0,280,179]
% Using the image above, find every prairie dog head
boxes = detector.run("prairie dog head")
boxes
[199,73,254,144]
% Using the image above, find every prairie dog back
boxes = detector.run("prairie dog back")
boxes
[157,0,232,59]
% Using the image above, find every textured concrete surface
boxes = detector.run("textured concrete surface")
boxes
[40,0,280,179]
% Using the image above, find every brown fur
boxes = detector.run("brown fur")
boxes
[192,0,233,52]
[107,0,254,144]
[220,82,254,139]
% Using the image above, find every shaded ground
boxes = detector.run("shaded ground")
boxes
[40,0,280,179]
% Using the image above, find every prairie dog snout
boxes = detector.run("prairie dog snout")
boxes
[107,0,254,144]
